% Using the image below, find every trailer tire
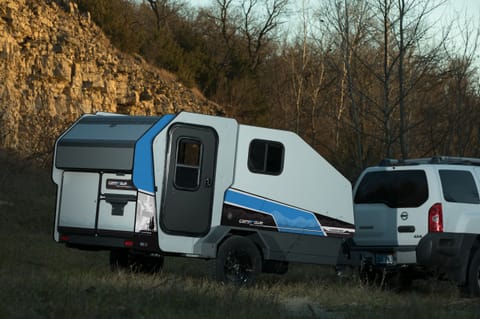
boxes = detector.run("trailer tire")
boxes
[213,236,262,286]
[110,250,164,274]
[134,255,165,274]
[110,249,129,271]
[466,249,480,297]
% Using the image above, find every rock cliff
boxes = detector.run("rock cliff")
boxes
[0,0,222,161]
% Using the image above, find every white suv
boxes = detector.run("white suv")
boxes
[352,157,480,295]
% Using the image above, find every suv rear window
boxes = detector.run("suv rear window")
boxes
[354,170,428,208]
[439,170,480,204]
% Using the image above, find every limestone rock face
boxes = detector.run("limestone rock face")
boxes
[0,0,222,159]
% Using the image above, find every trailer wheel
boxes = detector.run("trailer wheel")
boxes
[110,249,129,271]
[467,249,480,296]
[134,255,165,274]
[110,250,164,273]
[213,236,262,286]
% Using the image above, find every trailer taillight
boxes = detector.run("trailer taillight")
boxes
[59,235,70,242]
[428,203,443,233]
[135,192,157,233]
[124,240,134,248]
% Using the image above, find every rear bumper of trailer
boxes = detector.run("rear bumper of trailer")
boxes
[58,228,134,251]
[57,227,160,253]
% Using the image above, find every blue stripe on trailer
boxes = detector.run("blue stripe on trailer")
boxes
[133,114,175,193]
[224,189,325,236]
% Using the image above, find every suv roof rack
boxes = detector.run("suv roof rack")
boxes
[379,156,480,167]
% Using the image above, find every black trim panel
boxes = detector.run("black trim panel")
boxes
[58,226,134,249]
[221,204,278,231]
[60,234,131,250]
[133,231,161,252]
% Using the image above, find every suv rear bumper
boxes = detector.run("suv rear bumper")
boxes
[345,240,417,267]
[416,232,476,284]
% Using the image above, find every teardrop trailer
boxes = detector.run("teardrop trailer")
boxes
[52,111,356,284]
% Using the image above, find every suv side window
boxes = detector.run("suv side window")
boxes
[354,170,428,208]
[439,170,480,204]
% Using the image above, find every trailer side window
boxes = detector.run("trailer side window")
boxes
[174,139,202,190]
[248,139,284,175]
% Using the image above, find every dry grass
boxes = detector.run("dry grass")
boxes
[0,149,479,318]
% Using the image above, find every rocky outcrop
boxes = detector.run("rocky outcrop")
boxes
[0,0,222,160]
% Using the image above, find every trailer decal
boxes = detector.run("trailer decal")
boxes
[133,114,175,194]
[222,204,278,231]
[223,188,326,236]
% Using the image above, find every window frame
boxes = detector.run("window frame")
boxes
[439,169,480,204]
[354,170,429,208]
[247,139,285,175]
[173,138,203,191]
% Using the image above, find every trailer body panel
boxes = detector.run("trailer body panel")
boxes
[53,111,355,273]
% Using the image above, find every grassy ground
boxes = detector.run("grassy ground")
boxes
[0,151,479,319]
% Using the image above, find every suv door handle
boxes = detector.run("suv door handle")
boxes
[398,226,415,233]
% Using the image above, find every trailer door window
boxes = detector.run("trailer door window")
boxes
[248,139,284,175]
[175,139,202,190]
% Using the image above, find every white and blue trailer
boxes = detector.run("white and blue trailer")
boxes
[53,112,354,283]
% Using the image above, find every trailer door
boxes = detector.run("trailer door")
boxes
[161,124,218,237]
[58,171,99,232]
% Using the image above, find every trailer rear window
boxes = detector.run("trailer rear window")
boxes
[439,170,480,204]
[174,139,202,190]
[354,170,428,208]
[248,139,284,175]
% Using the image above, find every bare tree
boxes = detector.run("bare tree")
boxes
[322,0,373,170]
[145,0,185,31]
[240,0,289,70]
[438,11,480,156]
[390,0,447,158]
[288,0,310,134]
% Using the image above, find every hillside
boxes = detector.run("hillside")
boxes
[0,0,222,161]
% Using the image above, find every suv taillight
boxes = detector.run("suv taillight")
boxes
[428,203,443,232]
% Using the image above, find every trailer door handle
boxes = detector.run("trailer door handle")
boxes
[205,177,212,187]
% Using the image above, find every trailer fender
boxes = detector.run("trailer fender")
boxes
[193,226,269,259]
[212,235,263,285]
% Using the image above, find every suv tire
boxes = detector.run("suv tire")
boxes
[467,249,480,296]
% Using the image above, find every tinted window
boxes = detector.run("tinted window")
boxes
[248,140,284,175]
[174,139,202,190]
[354,170,428,208]
[439,170,480,204]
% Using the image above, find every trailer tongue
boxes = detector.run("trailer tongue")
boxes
[53,112,355,283]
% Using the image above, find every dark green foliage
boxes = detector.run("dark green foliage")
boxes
[74,0,273,123]
[76,0,146,53]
